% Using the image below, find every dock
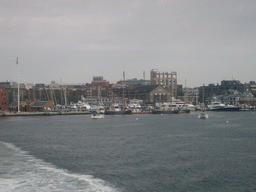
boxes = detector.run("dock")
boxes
[0,111,90,117]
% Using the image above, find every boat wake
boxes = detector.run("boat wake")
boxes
[0,141,119,192]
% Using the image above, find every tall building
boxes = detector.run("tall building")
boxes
[150,69,177,98]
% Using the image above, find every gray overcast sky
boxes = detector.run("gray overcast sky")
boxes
[1,0,255,87]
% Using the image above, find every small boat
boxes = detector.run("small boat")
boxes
[152,109,179,114]
[198,111,209,119]
[91,111,104,119]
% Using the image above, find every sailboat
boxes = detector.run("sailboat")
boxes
[91,110,104,119]
[90,86,105,114]
[91,86,104,119]
[198,85,209,119]
[198,110,209,119]
[105,88,131,115]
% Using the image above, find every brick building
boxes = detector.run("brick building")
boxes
[91,76,110,89]
[9,100,55,112]
[0,85,9,111]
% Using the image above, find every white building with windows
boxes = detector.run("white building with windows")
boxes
[150,69,177,98]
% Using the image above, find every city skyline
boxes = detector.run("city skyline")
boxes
[1,1,255,87]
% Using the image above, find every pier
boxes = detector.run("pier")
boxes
[0,111,90,117]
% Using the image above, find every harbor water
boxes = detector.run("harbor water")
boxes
[0,111,255,191]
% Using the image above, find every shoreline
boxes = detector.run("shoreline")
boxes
[0,111,91,117]
[0,111,152,117]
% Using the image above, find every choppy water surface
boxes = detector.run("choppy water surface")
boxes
[0,112,255,191]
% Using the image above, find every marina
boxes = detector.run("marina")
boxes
[0,111,90,117]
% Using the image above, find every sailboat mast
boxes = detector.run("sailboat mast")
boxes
[61,79,63,105]
[64,85,67,107]
[196,88,198,106]
[203,84,205,111]
[123,87,125,112]
[111,91,114,110]
[17,57,20,113]
[185,79,188,105]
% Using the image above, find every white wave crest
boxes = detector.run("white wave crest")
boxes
[0,141,120,192]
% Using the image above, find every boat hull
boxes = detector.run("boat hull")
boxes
[208,107,241,111]
[91,114,104,119]
[152,109,180,114]
[198,112,209,119]
[105,110,132,115]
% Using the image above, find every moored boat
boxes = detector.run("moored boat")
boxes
[208,101,240,111]
[105,104,132,115]
[198,85,209,119]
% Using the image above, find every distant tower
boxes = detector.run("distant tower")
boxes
[123,71,125,81]
[150,69,158,85]
[143,71,145,80]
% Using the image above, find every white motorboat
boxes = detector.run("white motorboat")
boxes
[91,111,104,119]
[208,101,240,111]
[91,105,105,114]
[77,101,91,111]
[69,102,78,111]
[208,101,226,110]
[198,111,209,119]
[160,100,191,113]
[111,104,122,112]
[127,99,142,113]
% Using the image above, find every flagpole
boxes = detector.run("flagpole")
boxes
[17,57,20,113]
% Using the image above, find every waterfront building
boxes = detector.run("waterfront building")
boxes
[112,85,171,105]
[84,76,112,98]
[0,81,12,89]
[150,69,177,98]
[199,80,256,103]
[179,87,199,105]
[30,101,55,112]
[0,85,9,111]
[121,78,150,86]
[91,76,110,89]
[9,100,55,112]
[238,91,256,106]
